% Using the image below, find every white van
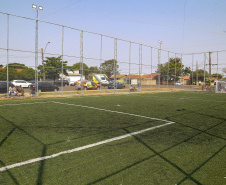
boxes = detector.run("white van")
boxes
[93,74,110,86]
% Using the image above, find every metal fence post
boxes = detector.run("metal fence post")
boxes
[35,9,39,96]
[174,53,176,89]
[139,44,142,92]
[7,14,9,97]
[114,38,117,93]
[204,53,206,87]
[151,47,153,92]
[61,26,64,95]
[80,31,84,94]
[129,42,131,93]
[100,35,102,94]
[167,51,169,91]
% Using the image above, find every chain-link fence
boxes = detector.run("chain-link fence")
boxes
[0,12,226,97]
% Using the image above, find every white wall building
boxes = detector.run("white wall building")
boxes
[59,70,85,85]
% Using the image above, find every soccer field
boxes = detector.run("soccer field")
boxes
[0,92,225,185]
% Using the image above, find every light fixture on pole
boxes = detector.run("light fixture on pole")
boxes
[42,42,50,81]
[158,40,163,50]
[32,4,43,95]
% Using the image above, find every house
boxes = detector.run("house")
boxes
[180,75,191,85]
[124,73,158,85]
[124,75,139,84]
[59,70,84,85]
[109,74,127,83]
[141,73,158,85]
[211,77,217,85]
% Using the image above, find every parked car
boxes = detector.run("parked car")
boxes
[76,80,101,90]
[29,82,59,92]
[54,80,69,86]
[11,80,31,88]
[69,81,76,86]
[108,82,125,89]
[175,82,183,85]
[0,81,13,93]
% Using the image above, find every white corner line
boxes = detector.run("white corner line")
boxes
[0,121,174,172]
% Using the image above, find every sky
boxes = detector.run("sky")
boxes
[0,0,226,75]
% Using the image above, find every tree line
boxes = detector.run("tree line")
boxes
[1,56,222,83]
[156,57,223,84]
[0,57,118,81]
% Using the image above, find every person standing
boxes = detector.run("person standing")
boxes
[138,82,141,92]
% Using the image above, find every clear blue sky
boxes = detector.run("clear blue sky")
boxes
[0,0,226,74]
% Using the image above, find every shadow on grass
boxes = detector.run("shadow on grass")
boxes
[0,160,19,185]
[169,108,226,140]
[177,144,226,184]
[0,128,19,185]
[36,146,47,185]
[0,127,16,147]
[88,117,225,185]
[0,115,47,185]
[127,130,202,185]
[88,126,203,185]
[46,119,156,146]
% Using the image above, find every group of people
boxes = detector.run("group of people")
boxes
[9,85,24,96]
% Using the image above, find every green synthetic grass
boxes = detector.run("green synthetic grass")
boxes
[0,92,225,185]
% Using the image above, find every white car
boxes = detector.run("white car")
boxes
[175,82,183,85]
[11,80,32,88]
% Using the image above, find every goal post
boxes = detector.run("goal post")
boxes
[215,80,226,93]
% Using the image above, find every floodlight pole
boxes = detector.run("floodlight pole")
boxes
[32,4,43,95]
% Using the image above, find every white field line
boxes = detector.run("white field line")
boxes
[0,121,174,172]
[0,102,50,106]
[0,100,175,172]
[51,101,173,123]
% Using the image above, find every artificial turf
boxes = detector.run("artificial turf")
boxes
[0,92,225,184]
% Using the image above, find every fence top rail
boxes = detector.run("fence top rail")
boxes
[0,11,225,56]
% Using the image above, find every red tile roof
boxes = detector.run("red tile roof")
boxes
[110,74,127,79]
[0,68,23,72]
[124,73,159,79]
[142,73,158,78]
[211,77,217,82]
[180,75,190,80]
[124,75,139,79]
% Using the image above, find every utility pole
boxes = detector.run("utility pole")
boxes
[42,42,50,82]
[209,52,212,76]
[158,40,163,91]
[41,48,45,81]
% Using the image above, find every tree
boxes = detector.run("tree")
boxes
[38,56,68,82]
[100,59,119,78]
[0,64,3,68]
[183,67,192,76]
[71,62,89,79]
[18,67,35,81]
[156,57,184,81]
[192,69,209,83]
[88,66,100,75]
[8,63,26,69]
[212,73,223,79]
[0,67,19,81]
